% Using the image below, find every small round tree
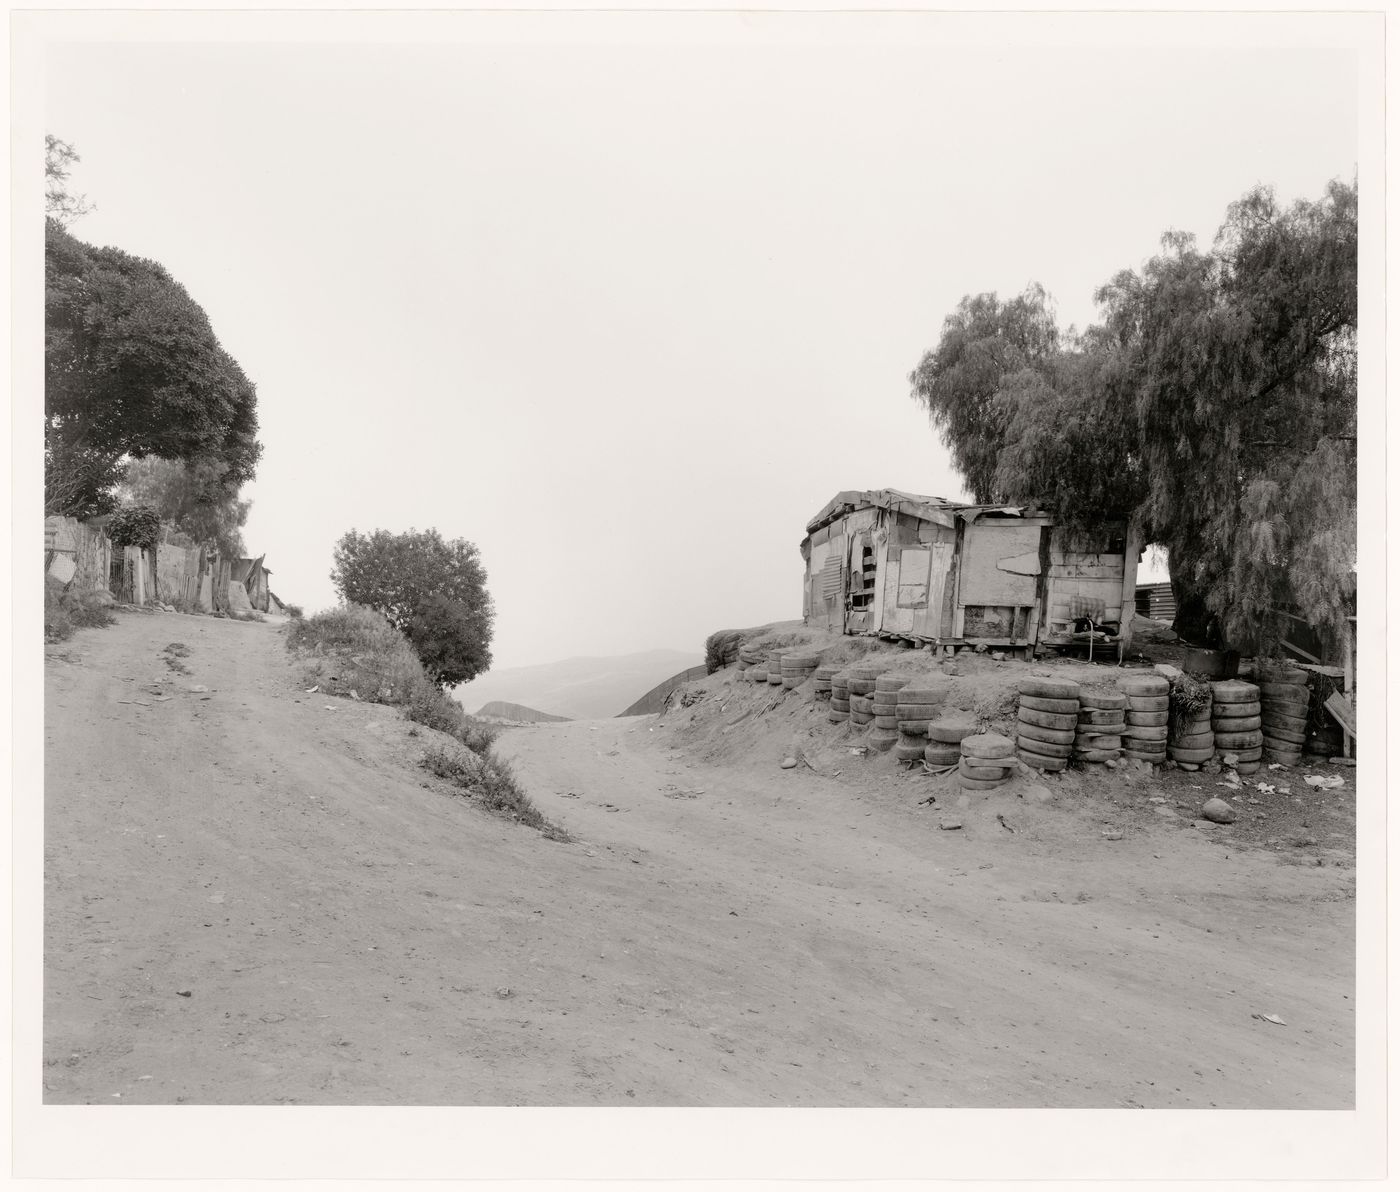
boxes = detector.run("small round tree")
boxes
[330,528,494,688]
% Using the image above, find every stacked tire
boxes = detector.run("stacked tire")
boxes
[869,674,911,752]
[1016,677,1081,772]
[924,715,975,768]
[847,665,880,727]
[1076,689,1126,765]
[781,651,820,690]
[1257,664,1310,768]
[1211,679,1263,775]
[1167,697,1214,770]
[813,665,839,701]
[765,650,784,686]
[894,681,946,761]
[1119,672,1169,766]
[736,643,762,681]
[961,732,1017,791]
[829,671,851,723]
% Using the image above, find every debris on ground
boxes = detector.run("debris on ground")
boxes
[938,819,963,831]
[1252,1012,1286,1027]
[780,757,798,769]
[1304,774,1344,790]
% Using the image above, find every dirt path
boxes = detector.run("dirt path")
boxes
[44,613,1353,1106]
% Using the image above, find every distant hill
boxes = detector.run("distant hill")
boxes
[454,649,703,720]
[475,701,571,724]
[618,665,710,717]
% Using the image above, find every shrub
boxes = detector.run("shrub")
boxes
[45,583,117,642]
[284,603,304,619]
[704,629,746,674]
[421,744,569,841]
[106,504,163,551]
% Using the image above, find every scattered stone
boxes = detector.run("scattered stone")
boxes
[1102,830,1124,841]
[990,651,1007,661]
[175,989,192,998]
[1148,795,1166,804]
[974,644,988,654]
[1221,753,1240,768]
[938,819,963,831]
[780,757,798,769]
[1201,797,1237,824]
[495,987,514,999]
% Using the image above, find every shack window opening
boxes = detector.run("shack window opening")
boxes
[848,545,877,609]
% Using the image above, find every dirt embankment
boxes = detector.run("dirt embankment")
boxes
[43,613,1353,1107]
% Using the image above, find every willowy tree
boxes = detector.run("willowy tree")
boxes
[909,178,1357,657]
[45,218,262,517]
[119,456,252,557]
[331,528,494,688]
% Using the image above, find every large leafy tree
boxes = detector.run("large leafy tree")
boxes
[119,456,251,557]
[331,528,495,688]
[45,219,262,517]
[909,179,1357,656]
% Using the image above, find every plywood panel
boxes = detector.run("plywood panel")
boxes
[912,541,954,636]
[896,547,931,607]
[959,522,1041,606]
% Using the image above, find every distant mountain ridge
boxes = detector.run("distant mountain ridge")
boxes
[476,701,572,724]
[454,648,703,720]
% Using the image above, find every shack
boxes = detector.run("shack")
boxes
[801,489,1142,658]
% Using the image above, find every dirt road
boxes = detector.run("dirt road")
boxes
[43,612,1353,1106]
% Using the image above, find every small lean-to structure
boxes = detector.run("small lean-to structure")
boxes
[800,489,1142,658]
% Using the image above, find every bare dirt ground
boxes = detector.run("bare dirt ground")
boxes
[44,612,1354,1106]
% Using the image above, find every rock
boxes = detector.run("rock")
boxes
[1153,663,1183,680]
[780,757,798,769]
[1202,760,1221,775]
[1201,797,1237,824]
[938,819,963,831]
[1221,753,1239,768]
[990,651,1007,661]
[1148,795,1166,804]
[974,644,988,654]
[1104,757,1118,769]
[175,989,192,998]
[1102,830,1124,841]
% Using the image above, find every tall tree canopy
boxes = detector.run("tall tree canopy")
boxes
[331,528,495,688]
[910,179,1357,656]
[119,456,251,557]
[45,135,93,227]
[45,218,262,517]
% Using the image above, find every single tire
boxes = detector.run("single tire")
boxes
[1214,729,1264,750]
[1262,699,1310,720]
[1126,695,1169,712]
[962,732,1016,760]
[1124,724,1169,742]
[1080,691,1128,711]
[1016,721,1076,746]
[1018,749,1068,772]
[872,696,901,712]
[1259,681,1309,703]
[814,665,839,680]
[1017,735,1072,758]
[926,720,977,744]
[1212,700,1262,719]
[1235,761,1261,775]
[899,684,946,704]
[850,711,873,725]
[1018,707,1079,731]
[767,673,783,685]
[750,669,767,682]
[1121,747,1166,762]
[959,773,1009,791]
[828,710,848,723]
[1018,677,1081,700]
[923,744,962,766]
[1262,748,1301,767]
[1126,710,1169,727]
[1258,664,1308,684]
[867,732,898,752]
[1261,710,1308,732]
[875,674,913,693]
[1227,746,1264,763]
[1262,724,1306,746]
[960,757,1013,781]
[896,700,952,717]
[783,651,820,666]
[781,677,801,689]
[848,679,877,696]
[1168,745,1215,764]
[1213,714,1261,733]
[873,715,899,731]
[1211,680,1259,703]
[1171,730,1214,749]
[1176,762,1201,772]
[1078,708,1128,727]
[850,696,873,714]
[1075,748,1120,763]
[1075,733,1122,750]
[1019,695,1080,714]
[1118,673,1168,696]
[896,720,930,736]
[895,743,926,762]
[830,697,851,711]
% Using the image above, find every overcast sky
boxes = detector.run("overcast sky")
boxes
[41,15,1360,669]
